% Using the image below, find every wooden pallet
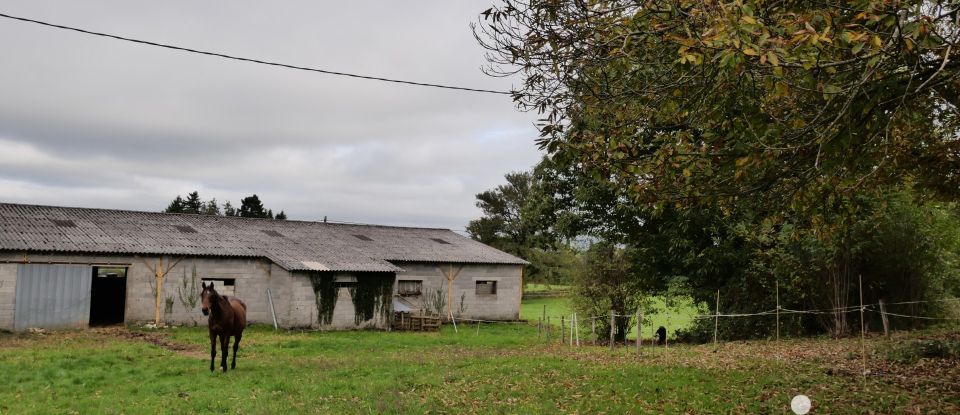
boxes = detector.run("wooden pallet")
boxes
[393,311,441,331]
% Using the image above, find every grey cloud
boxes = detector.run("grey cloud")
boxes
[0,1,541,230]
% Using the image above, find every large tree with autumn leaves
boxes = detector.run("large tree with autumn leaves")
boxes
[476,1,960,222]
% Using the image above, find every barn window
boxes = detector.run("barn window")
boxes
[475,280,497,295]
[202,278,236,296]
[397,280,422,296]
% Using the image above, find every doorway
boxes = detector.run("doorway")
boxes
[88,267,127,326]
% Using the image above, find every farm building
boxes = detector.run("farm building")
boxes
[0,202,526,331]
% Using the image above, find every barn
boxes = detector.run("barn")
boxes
[0,202,526,331]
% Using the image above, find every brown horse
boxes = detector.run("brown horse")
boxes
[200,282,247,372]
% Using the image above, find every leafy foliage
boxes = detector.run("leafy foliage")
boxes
[477,0,960,225]
[309,273,337,326]
[348,273,395,325]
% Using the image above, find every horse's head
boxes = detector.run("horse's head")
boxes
[200,282,218,316]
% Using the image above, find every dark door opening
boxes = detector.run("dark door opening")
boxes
[89,267,127,326]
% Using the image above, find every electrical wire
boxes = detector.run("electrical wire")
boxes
[0,11,511,95]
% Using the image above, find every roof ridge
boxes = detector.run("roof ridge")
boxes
[0,201,453,232]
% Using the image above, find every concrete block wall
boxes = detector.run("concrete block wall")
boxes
[394,262,522,321]
[0,264,17,330]
[286,271,390,330]
[0,252,303,328]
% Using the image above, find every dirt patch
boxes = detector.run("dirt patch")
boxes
[93,327,207,359]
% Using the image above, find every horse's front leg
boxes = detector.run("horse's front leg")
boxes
[209,333,217,372]
[231,332,242,370]
[220,334,229,372]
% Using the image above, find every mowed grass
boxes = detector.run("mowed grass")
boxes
[1,325,955,414]
[522,295,703,340]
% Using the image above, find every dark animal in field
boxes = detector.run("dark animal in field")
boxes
[200,282,247,372]
[656,326,667,345]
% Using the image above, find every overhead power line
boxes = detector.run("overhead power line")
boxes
[0,11,511,95]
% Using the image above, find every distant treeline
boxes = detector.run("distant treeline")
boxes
[164,191,286,220]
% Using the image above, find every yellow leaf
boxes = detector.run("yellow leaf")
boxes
[740,15,757,25]
[743,47,758,56]
[767,51,779,66]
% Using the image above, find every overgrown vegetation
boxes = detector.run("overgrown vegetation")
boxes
[348,273,394,325]
[467,0,960,342]
[309,273,337,326]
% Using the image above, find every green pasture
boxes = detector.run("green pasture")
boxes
[0,324,955,414]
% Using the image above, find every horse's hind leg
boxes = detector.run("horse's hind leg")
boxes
[231,332,242,370]
[220,335,229,372]
[209,333,217,372]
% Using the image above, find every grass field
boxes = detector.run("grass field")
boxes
[521,295,703,340]
[1,324,956,414]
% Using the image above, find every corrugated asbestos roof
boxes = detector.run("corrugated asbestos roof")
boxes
[0,203,527,272]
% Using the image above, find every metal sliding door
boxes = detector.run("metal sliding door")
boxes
[14,264,92,331]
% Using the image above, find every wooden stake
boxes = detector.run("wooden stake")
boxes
[476,320,480,336]
[546,316,551,342]
[879,299,890,337]
[859,274,866,388]
[609,310,615,350]
[636,308,641,356]
[776,280,780,344]
[561,315,566,345]
[714,289,720,348]
[665,296,670,349]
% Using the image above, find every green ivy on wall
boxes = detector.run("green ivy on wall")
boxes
[309,273,337,325]
[349,273,394,325]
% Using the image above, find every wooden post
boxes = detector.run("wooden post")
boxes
[665,296,670,349]
[476,320,480,336]
[714,289,721,348]
[546,316,551,342]
[154,256,163,325]
[636,308,641,356]
[859,274,866,388]
[609,310,615,350]
[776,280,780,344]
[573,313,580,347]
[878,299,890,337]
[561,316,566,345]
[537,317,542,339]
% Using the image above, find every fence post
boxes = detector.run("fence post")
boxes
[476,319,481,336]
[714,289,720,349]
[561,315,566,345]
[609,310,615,350]
[776,280,780,345]
[636,308,641,356]
[878,299,890,337]
[538,317,542,339]
[665,296,670,349]
[859,274,866,388]
[573,313,580,347]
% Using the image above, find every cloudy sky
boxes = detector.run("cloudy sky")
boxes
[0,1,541,231]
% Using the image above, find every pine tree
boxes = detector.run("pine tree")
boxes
[184,191,203,215]
[202,199,221,216]
[223,201,237,217]
[239,195,269,218]
[165,196,187,214]
[275,210,287,220]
